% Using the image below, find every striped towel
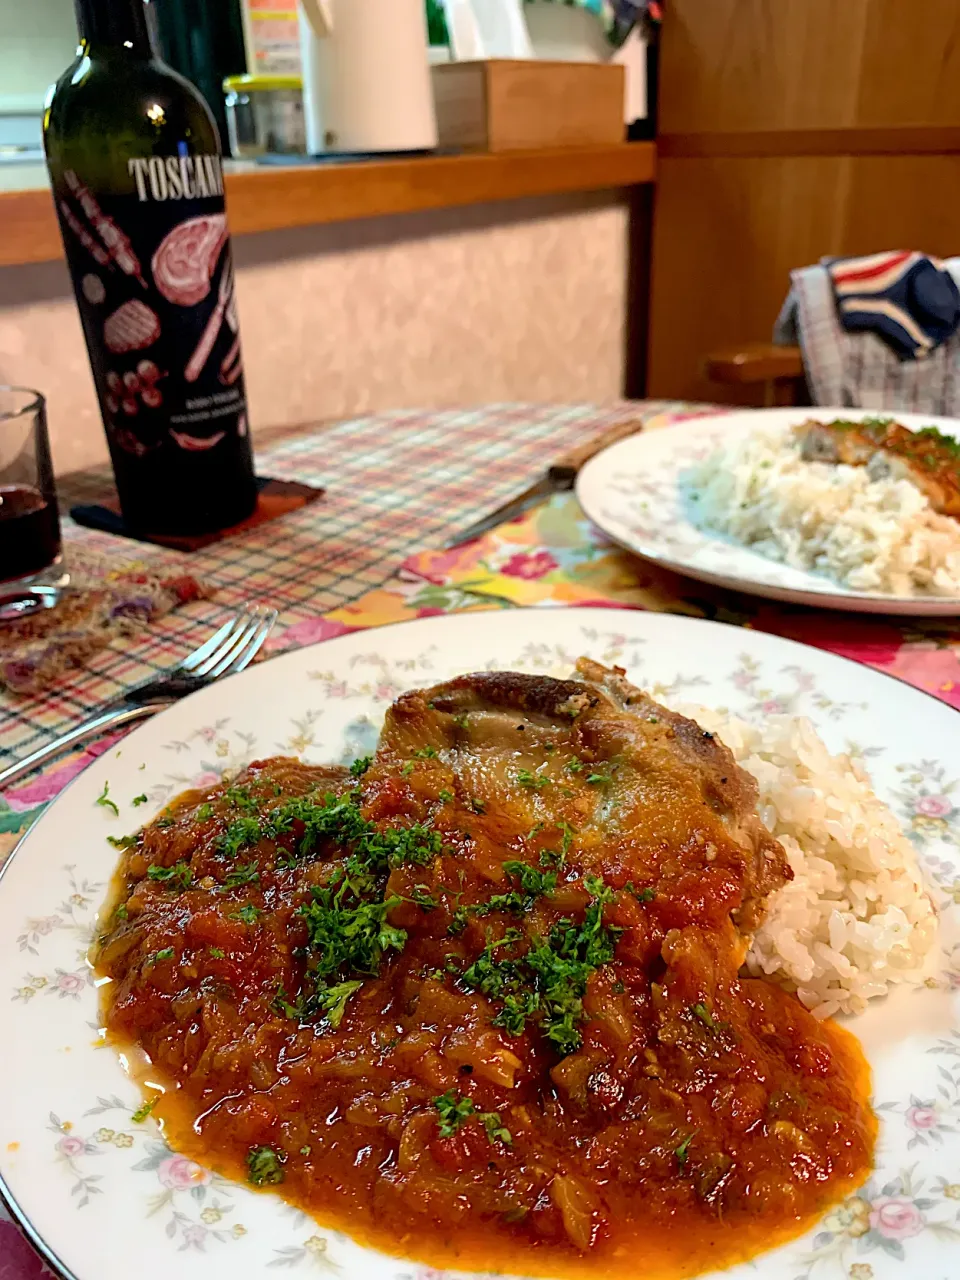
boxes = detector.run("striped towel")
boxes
[773,256,960,414]
[830,251,960,360]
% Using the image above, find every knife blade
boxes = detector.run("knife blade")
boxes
[444,418,644,549]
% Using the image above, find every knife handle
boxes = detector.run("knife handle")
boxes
[548,418,644,484]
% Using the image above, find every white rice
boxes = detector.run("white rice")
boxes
[686,426,960,596]
[681,703,938,1018]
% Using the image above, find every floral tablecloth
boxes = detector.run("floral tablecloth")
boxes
[4,400,960,1279]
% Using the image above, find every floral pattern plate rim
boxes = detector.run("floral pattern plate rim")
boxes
[576,406,960,616]
[1,606,960,1280]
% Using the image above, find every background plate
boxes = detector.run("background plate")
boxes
[576,407,960,615]
[1,608,959,1280]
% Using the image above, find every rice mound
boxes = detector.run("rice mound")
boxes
[686,426,960,596]
[684,704,938,1018]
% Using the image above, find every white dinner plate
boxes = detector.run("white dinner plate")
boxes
[1,607,959,1280]
[576,407,960,615]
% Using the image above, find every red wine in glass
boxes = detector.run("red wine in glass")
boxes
[0,485,62,584]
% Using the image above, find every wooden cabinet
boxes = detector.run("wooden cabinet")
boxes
[647,0,960,403]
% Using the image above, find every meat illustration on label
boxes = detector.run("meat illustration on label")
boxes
[152,214,228,307]
[170,430,226,451]
[60,201,111,268]
[82,274,106,305]
[220,335,243,386]
[186,263,234,383]
[64,171,147,287]
[109,425,157,457]
[105,362,166,415]
[104,300,161,354]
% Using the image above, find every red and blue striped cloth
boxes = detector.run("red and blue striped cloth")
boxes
[829,250,960,360]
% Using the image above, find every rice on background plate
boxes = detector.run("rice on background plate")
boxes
[686,426,960,597]
[682,703,938,1018]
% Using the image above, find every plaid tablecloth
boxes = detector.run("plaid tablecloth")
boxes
[4,399,960,1278]
[0,401,688,838]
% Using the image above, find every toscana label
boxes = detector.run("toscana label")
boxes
[127,154,224,202]
[52,161,250,462]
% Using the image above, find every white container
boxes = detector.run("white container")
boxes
[298,0,438,154]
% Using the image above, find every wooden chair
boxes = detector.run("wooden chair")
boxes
[704,343,808,408]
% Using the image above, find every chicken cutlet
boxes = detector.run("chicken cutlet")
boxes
[796,417,960,517]
[95,661,874,1280]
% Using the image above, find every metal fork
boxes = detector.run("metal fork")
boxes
[0,604,277,792]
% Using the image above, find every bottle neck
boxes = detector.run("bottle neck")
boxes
[73,0,153,57]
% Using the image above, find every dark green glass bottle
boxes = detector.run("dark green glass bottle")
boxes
[44,0,257,535]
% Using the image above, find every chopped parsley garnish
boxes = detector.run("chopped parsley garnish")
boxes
[96,781,119,817]
[302,878,406,978]
[401,761,415,777]
[131,1096,159,1123]
[515,769,550,790]
[566,759,585,774]
[454,712,470,729]
[107,833,137,850]
[624,881,655,903]
[675,1131,697,1169]
[195,803,214,821]
[447,908,469,936]
[433,1089,475,1137]
[131,793,148,807]
[247,1145,285,1186]
[224,862,260,888]
[413,746,438,759]
[916,425,960,458]
[224,785,259,813]
[317,979,364,1028]
[409,884,438,911]
[300,1145,311,1156]
[503,860,557,899]
[349,756,373,778]
[470,798,486,814]
[230,903,261,924]
[438,789,454,804]
[691,1001,719,1031]
[433,1091,512,1145]
[586,772,613,786]
[479,1111,512,1146]
[264,791,442,871]
[155,816,175,829]
[217,816,262,858]
[114,904,128,921]
[208,946,226,959]
[460,879,620,1056]
[451,860,556,927]
[147,861,193,890]
[146,947,175,966]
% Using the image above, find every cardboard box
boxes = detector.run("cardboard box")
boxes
[431,60,625,152]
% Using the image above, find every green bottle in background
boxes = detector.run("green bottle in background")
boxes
[44,0,258,536]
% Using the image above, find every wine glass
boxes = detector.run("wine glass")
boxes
[0,388,63,609]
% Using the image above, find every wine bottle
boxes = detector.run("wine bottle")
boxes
[44,0,258,536]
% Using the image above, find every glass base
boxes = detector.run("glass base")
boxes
[0,558,68,623]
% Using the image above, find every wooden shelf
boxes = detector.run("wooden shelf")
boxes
[0,143,656,269]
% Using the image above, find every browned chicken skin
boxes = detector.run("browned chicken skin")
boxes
[795,417,960,518]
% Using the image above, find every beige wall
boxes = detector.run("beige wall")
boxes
[0,193,628,476]
[0,0,76,110]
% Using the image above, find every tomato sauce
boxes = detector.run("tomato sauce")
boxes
[95,751,875,1280]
